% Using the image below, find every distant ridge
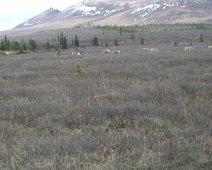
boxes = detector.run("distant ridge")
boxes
[15,8,60,29]
[14,0,212,29]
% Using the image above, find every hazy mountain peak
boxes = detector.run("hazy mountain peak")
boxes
[15,0,212,29]
[15,8,60,29]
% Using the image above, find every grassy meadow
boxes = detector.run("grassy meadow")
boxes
[0,27,212,169]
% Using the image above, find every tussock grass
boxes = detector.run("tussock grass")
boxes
[0,30,212,169]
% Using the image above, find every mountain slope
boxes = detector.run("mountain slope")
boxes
[15,0,212,29]
[15,8,60,28]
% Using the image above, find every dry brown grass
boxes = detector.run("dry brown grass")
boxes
[0,28,212,169]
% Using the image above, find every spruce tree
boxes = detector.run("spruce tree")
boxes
[1,41,6,50]
[60,32,64,44]
[92,36,99,46]
[74,63,84,77]
[4,35,7,45]
[200,33,204,42]
[74,35,79,47]
[46,40,50,49]
[119,28,123,36]
[2,34,10,50]
[62,37,67,49]
[18,44,24,54]
[114,38,118,46]
[23,42,27,51]
[141,37,144,45]
[29,39,37,51]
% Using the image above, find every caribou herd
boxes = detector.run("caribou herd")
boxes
[143,48,159,53]
[70,49,121,56]
[102,49,121,54]
[70,45,207,57]
[184,47,194,51]
[183,45,212,51]
[1,45,212,56]
[184,45,212,51]
[141,45,212,53]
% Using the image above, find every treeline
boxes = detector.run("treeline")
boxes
[0,35,37,53]
[50,32,79,49]
[49,32,68,49]
[95,23,212,33]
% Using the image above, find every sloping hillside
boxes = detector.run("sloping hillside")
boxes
[14,0,212,29]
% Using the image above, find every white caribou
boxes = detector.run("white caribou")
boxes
[143,48,151,51]
[143,47,159,53]
[103,49,111,53]
[112,50,121,54]
[185,47,194,51]
[151,48,159,53]
[72,51,83,56]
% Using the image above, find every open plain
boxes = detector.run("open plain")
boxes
[0,27,212,169]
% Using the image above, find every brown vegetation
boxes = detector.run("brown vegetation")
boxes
[0,28,211,169]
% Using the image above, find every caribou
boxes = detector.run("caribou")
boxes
[185,47,194,51]
[72,52,83,56]
[76,52,82,56]
[151,48,159,53]
[143,48,151,51]
[103,49,111,53]
[112,50,121,54]
[2,51,17,55]
[143,48,159,53]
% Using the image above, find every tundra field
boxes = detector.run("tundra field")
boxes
[0,28,212,169]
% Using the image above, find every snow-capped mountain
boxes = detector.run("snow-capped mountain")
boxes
[15,0,212,29]
[58,1,128,18]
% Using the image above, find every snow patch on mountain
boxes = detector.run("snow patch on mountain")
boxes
[78,6,97,12]
[14,0,212,29]
[23,21,33,26]
[59,1,127,18]
[130,4,160,15]
[67,4,97,16]
[130,2,189,19]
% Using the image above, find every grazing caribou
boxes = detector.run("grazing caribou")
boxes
[143,48,159,53]
[143,48,151,51]
[103,49,111,53]
[185,47,194,51]
[151,48,159,53]
[77,52,82,56]
[112,50,121,54]
[72,51,83,56]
